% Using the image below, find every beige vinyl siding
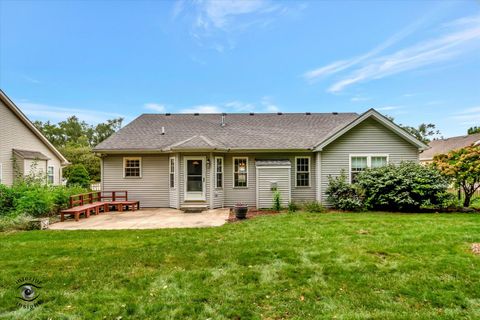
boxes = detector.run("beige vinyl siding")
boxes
[0,99,63,185]
[256,167,291,208]
[223,153,316,207]
[102,154,169,207]
[320,118,419,202]
[24,159,47,177]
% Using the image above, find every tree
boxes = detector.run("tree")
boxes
[34,117,123,181]
[65,164,91,188]
[384,116,440,144]
[468,126,480,135]
[433,145,480,207]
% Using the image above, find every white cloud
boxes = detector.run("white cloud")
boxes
[451,106,480,125]
[225,101,255,112]
[18,102,126,124]
[350,96,370,102]
[261,96,279,112]
[144,103,166,112]
[376,106,402,111]
[303,13,480,93]
[181,104,223,113]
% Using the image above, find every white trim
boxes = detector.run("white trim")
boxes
[214,156,224,189]
[184,156,207,201]
[233,156,249,188]
[316,152,321,202]
[123,157,142,178]
[176,154,180,208]
[169,156,176,189]
[348,154,389,183]
[294,156,311,187]
[314,109,429,152]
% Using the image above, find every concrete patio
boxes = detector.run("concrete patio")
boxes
[49,208,230,230]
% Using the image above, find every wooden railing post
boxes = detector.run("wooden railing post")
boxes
[69,196,73,208]
[125,191,128,201]
[112,191,116,201]
[80,194,84,206]
[89,193,93,204]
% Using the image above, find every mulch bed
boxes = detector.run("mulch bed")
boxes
[227,209,282,222]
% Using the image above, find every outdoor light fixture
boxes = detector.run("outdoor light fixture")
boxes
[206,159,211,168]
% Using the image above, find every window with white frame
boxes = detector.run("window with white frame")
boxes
[296,157,310,187]
[124,157,141,177]
[233,157,248,187]
[169,157,175,188]
[47,166,54,184]
[350,155,388,183]
[215,157,223,188]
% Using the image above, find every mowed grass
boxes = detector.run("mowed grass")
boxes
[1,213,480,319]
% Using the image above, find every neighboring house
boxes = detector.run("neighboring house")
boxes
[94,109,427,209]
[0,90,69,185]
[420,133,480,164]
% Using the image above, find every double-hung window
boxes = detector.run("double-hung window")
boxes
[169,157,175,188]
[47,166,55,184]
[124,157,141,178]
[350,155,388,183]
[215,157,223,188]
[295,157,310,187]
[233,157,248,187]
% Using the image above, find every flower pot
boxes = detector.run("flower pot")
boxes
[234,205,248,219]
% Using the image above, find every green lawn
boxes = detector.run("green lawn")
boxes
[1,213,480,319]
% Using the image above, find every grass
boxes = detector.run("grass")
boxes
[1,212,480,319]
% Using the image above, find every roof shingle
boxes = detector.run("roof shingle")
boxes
[420,133,480,160]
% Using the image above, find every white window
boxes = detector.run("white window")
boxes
[295,157,310,187]
[349,154,388,183]
[123,157,141,178]
[47,165,55,184]
[233,157,248,187]
[169,157,175,188]
[215,157,223,189]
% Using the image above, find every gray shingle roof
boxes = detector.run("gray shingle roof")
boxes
[420,133,480,160]
[94,113,359,152]
[13,149,50,160]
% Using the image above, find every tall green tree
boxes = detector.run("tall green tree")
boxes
[385,116,440,144]
[468,126,480,135]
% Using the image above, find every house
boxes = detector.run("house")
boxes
[420,133,480,164]
[0,90,69,185]
[93,109,427,209]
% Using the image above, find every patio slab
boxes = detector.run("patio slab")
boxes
[49,208,230,230]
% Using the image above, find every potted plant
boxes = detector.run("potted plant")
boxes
[234,203,248,219]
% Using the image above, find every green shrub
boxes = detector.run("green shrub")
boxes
[0,213,32,232]
[0,184,16,216]
[51,185,88,212]
[471,197,480,210]
[65,164,91,188]
[326,172,365,211]
[272,191,282,211]
[15,188,54,217]
[356,162,450,212]
[287,201,299,213]
[302,201,326,213]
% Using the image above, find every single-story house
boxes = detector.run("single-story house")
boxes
[0,90,69,185]
[420,133,480,164]
[93,109,428,209]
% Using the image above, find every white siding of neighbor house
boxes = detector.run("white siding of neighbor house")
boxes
[0,99,62,186]
[320,117,419,202]
[102,154,169,208]
[256,167,291,209]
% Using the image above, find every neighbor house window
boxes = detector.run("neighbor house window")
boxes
[215,157,223,188]
[47,166,54,184]
[295,157,310,187]
[233,157,248,187]
[124,157,141,177]
[350,155,388,183]
[169,157,175,188]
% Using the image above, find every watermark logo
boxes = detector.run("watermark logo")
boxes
[15,277,43,309]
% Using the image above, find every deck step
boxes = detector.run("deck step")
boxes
[180,202,208,213]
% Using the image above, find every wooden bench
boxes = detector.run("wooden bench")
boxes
[60,191,140,222]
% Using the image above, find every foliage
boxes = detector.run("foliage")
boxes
[433,145,480,207]
[468,126,480,135]
[15,188,54,217]
[0,213,32,232]
[272,191,282,211]
[0,185,16,216]
[471,197,480,210]
[326,172,365,211]
[287,201,299,213]
[302,201,326,213]
[34,116,123,182]
[65,164,91,188]
[401,123,440,144]
[356,162,450,211]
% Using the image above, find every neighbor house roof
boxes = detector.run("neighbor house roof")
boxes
[420,133,480,161]
[13,149,50,161]
[0,90,69,165]
[94,109,427,153]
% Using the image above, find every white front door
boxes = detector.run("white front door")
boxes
[184,157,206,201]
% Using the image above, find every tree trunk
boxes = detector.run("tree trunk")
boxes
[463,193,472,208]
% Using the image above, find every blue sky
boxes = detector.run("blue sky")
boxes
[0,0,479,137]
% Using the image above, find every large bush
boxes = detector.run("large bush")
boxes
[356,162,450,211]
[325,172,364,211]
[65,164,91,188]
